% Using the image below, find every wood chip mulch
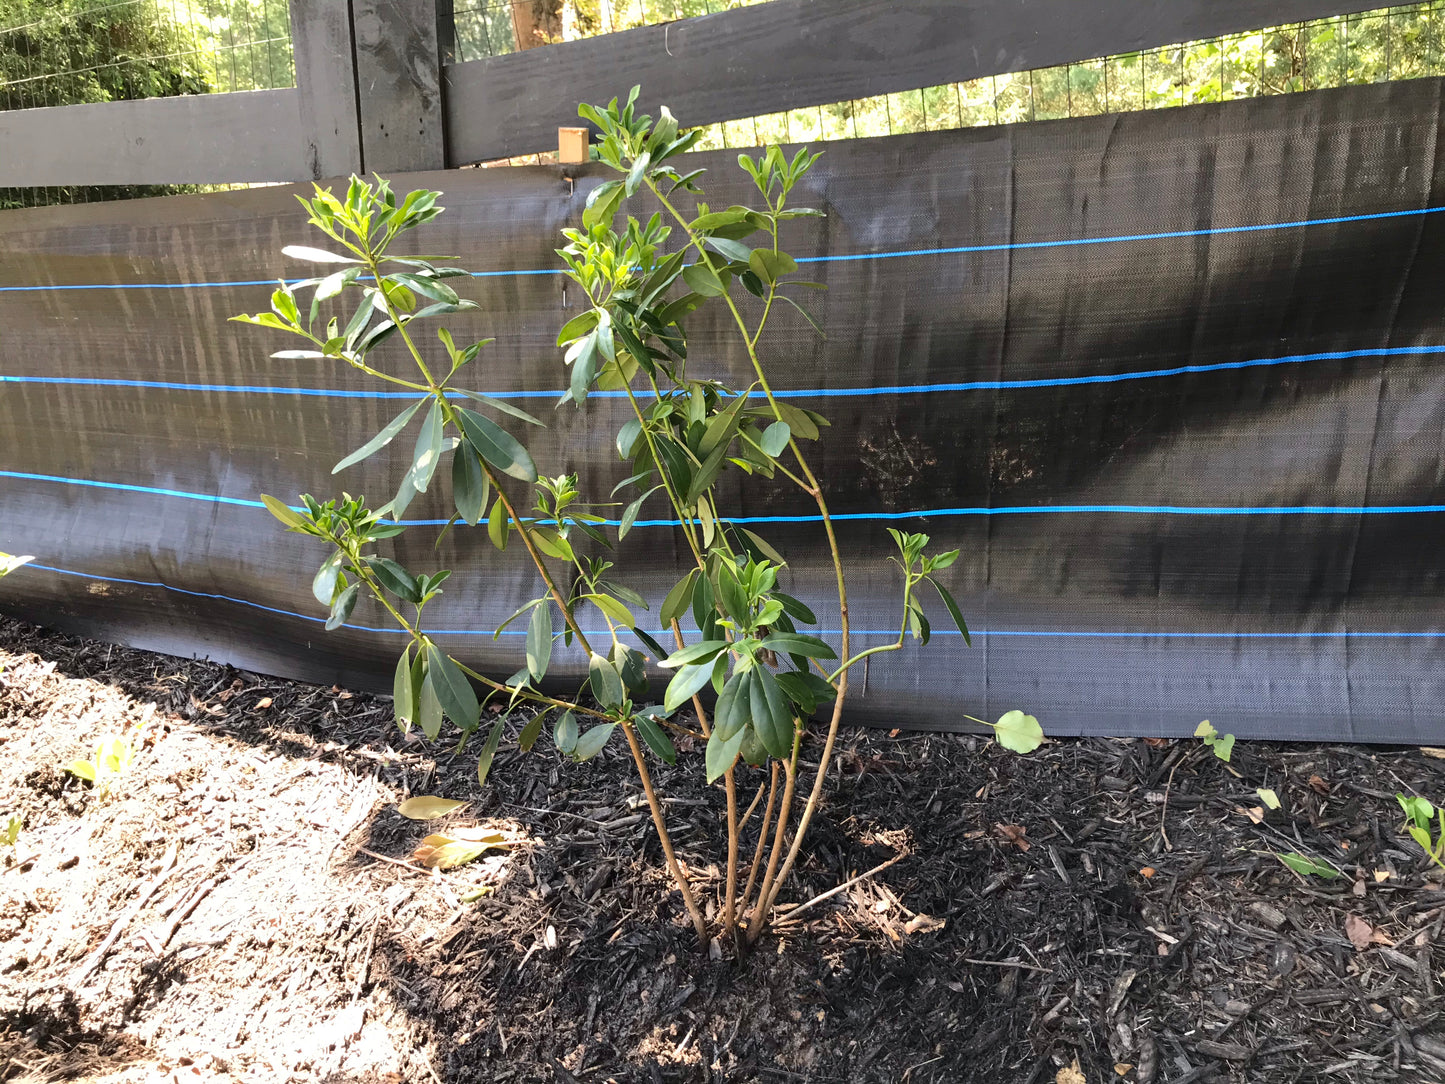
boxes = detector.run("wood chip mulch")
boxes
[1,615,1444,1083]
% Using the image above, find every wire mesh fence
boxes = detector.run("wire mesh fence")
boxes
[464,1,1445,165]
[447,0,766,62]
[0,0,294,207]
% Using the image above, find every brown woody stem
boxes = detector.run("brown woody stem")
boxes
[621,720,707,943]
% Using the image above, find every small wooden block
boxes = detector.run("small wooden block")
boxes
[558,127,590,164]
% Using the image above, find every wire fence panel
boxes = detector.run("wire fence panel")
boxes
[448,0,768,62]
[0,0,294,207]
[679,1,1445,153]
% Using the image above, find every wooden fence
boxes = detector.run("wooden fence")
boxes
[0,0,1398,187]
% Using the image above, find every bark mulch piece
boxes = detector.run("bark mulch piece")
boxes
[2,615,1445,1082]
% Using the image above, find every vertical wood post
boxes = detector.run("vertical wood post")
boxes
[288,0,363,180]
[351,0,447,173]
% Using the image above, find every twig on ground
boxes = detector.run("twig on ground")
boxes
[70,841,179,983]
[773,849,908,924]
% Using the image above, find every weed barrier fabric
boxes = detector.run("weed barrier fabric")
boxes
[3,78,1445,741]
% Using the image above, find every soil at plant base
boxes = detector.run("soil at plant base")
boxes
[2,616,1445,1083]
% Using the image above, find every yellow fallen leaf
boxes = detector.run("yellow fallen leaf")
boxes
[398,796,467,821]
[1421,747,1445,760]
[1057,1058,1087,1084]
[1374,869,1391,883]
[412,831,507,869]
[1115,1066,1134,1078]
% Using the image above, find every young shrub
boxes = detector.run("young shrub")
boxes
[233,93,1041,947]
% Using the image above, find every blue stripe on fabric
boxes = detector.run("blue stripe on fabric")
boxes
[4,469,1445,522]
[11,562,1444,641]
[5,345,1440,400]
[3,204,1443,293]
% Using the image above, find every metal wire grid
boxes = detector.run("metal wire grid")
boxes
[0,0,294,207]
[448,0,764,61]
[687,2,1445,152]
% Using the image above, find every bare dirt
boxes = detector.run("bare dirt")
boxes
[2,616,1445,1083]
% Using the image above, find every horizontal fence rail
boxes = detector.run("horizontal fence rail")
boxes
[0,0,1403,187]
[442,0,1391,163]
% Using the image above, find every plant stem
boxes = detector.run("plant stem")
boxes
[673,618,738,934]
[621,719,708,943]
[649,180,854,938]
[739,760,779,922]
[745,729,799,937]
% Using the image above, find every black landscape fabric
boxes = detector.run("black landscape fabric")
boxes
[2,78,1444,741]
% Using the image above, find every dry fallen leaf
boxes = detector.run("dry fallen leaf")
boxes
[1344,913,1374,952]
[411,827,512,869]
[1309,774,1330,795]
[1056,1057,1087,1084]
[1139,867,1156,879]
[1243,806,1265,824]
[1421,747,1445,760]
[397,796,467,821]
[1114,1066,1134,1078]
[254,697,273,710]
[1374,869,1392,883]
[995,824,1031,852]
[904,913,946,935]
[1142,737,1169,748]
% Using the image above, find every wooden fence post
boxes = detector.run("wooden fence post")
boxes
[351,0,447,174]
[288,0,363,180]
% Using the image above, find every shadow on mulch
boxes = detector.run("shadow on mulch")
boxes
[4,615,1445,1082]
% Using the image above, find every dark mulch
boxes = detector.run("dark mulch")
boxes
[2,614,1445,1083]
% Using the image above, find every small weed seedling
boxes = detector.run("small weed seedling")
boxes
[1,813,19,847]
[64,733,139,799]
[1397,794,1445,869]
[1195,720,1235,762]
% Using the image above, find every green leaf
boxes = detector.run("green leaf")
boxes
[772,591,817,625]
[1212,733,1235,762]
[660,571,697,627]
[66,760,97,783]
[333,399,426,474]
[313,551,345,606]
[518,713,545,752]
[554,710,579,754]
[1194,720,1218,741]
[661,639,730,669]
[418,671,444,740]
[665,661,715,713]
[616,417,644,460]
[368,557,421,603]
[325,589,358,633]
[583,592,633,627]
[619,486,663,539]
[426,645,480,731]
[992,710,1044,754]
[776,671,836,715]
[487,497,508,550]
[573,723,616,761]
[682,262,726,297]
[557,309,601,346]
[927,578,972,647]
[283,245,359,264]
[526,603,553,683]
[624,150,651,196]
[393,645,416,730]
[635,714,676,764]
[1277,852,1342,879]
[261,494,310,532]
[705,236,753,263]
[451,389,544,427]
[748,248,798,284]
[406,400,446,499]
[589,653,625,709]
[475,717,506,788]
[1398,794,1435,830]
[758,634,836,660]
[712,669,750,741]
[455,408,537,483]
[706,724,746,783]
[715,561,749,626]
[631,626,667,659]
[750,665,793,759]
[583,180,624,229]
[398,795,466,820]
[738,528,787,568]
[452,438,488,525]
[758,421,791,457]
